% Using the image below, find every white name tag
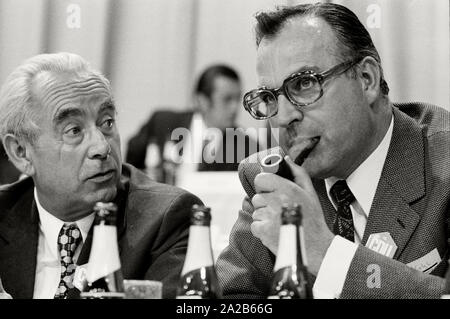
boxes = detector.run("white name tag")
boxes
[366,232,398,258]
[406,248,441,274]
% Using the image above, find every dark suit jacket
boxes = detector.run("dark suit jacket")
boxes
[0,163,202,299]
[0,144,20,185]
[216,102,450,299]
[125,109,259,176]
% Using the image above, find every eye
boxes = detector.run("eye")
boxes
[300,78,314,89]
[290,76,317,92]
[65,126,82,136]
[101,118,115,130]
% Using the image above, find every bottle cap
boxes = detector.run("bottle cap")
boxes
[191,204,211,225]
[281,203,302,225]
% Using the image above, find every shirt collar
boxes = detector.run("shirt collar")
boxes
[325,116,394,217]
[34,188,95,258]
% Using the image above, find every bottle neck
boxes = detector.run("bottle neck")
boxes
[181,225,214,275]
[274,224,308,272]
[86,223,122,283]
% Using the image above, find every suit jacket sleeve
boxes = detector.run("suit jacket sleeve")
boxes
[142,191,202,298]
[216,196,275,298]
[340,243,447,298]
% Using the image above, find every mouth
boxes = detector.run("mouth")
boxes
[87,169,116,183]
[288,136,320,166]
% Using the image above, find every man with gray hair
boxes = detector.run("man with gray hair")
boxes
[217,3,450,298]
[0,52,202,299]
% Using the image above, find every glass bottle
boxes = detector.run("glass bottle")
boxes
[268,203,313,299]
[176,205,221,299]
[80,202,125,299]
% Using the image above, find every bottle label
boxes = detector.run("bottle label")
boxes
[86,225,121,283]
[273,225,296,272]
[181,226,214,275]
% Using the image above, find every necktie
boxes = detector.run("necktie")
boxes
[330,180,356,242]
[54,224,82,299]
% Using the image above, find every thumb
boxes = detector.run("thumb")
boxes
[284,155,314,191]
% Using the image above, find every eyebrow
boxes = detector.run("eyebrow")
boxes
[53,100,116,126]
[53,107,85,125]
[292,65,321,74]
[99,100,116,114]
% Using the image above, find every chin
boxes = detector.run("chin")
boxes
[87,186,117,206]
[301,155,332,180]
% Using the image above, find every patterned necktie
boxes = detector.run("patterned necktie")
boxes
[330,180,356,242]
[54,224,82,299]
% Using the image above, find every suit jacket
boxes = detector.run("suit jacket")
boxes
[0,144,20,185]
[0,163,202,299]
[125,109,259,176]
[216,102,450,299]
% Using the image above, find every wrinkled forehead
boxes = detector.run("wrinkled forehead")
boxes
[31,70,113,115]
[256,16,340,85]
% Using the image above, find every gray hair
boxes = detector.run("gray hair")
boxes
[0,52,111,144]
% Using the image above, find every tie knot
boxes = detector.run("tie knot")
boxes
[57,224,82,255]
[330,180,355,207]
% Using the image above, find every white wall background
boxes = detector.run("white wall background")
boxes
[0,0,448,158]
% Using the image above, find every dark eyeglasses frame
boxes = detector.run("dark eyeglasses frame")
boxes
[243,58,363,120]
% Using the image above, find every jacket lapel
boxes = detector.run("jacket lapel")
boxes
[0,183,39,299]
[361,107,425,259]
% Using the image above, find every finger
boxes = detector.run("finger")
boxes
[250,220,263,239]
[252,207,273,222]
[252,193,267,209]
[284,155,315,192]
[254,172,293,193]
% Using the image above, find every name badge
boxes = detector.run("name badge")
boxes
[406,248,441,274]
[366,232,397,258]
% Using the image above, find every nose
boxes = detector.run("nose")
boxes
[276,95,304,127]
[87,127,111,160]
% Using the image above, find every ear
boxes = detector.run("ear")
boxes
[358,56,382,105]
[2,134,35,176]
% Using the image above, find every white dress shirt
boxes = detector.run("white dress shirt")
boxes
[176,112,224,186]
[33,189,95,299]
[313,116,394,298]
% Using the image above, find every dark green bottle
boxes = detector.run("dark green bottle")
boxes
[268,203,313,299]
[176,205,221,299]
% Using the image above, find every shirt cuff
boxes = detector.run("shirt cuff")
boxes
[312,235,358,299]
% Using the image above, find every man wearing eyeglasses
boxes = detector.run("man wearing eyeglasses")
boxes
[216,3,450,299]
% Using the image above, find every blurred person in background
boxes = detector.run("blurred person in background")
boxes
[126,64,260,184]
[0,52,202,299]
[216,3,450,299]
